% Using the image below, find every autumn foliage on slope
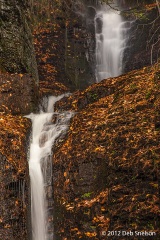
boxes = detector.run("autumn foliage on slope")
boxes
[53,63,160,239]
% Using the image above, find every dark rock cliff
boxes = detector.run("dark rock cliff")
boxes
[0,0,38,82]
[123,3,160,72]
[0,0,39,113]
[0,0,37,239]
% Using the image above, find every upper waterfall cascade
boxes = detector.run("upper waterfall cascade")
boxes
[26,95,73,240]
[95,5,127,82]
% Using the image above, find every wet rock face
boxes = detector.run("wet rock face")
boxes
[33,1,96,93]
[0,0,38,82]
[123,7,160,72]
[64,13,96,90]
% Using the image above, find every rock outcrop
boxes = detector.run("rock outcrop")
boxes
[53,63,160,239]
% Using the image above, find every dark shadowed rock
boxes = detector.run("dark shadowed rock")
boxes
[123,6,160,72]
[0,0,38,83]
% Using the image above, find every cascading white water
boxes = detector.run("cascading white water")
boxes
[95,4,126,82]
[26,95,73,240]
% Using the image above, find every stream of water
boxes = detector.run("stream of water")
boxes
[95,4,127,82]
[26,95,73,240]
[26,2,130,239]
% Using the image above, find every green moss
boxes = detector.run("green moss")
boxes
[89,92,98,101]
[145,90,152,99]
[81,192,93,199]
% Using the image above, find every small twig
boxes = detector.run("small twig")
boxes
[151,37,160,64]
[155,0,160,14]
[138,15,160,26]
[148,25,160,44]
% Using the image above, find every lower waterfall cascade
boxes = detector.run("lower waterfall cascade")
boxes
[26,95,73,240]
[95,3,128,82]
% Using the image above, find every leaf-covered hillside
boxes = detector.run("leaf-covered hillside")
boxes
[53,63,160,240]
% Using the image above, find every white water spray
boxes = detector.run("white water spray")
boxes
[26,95,73,240]
[95,4,126,82]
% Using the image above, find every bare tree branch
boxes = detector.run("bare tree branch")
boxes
[155,0,160,14]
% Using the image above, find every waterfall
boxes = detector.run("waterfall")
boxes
[26,95,73,240]
[95,4,126,82]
